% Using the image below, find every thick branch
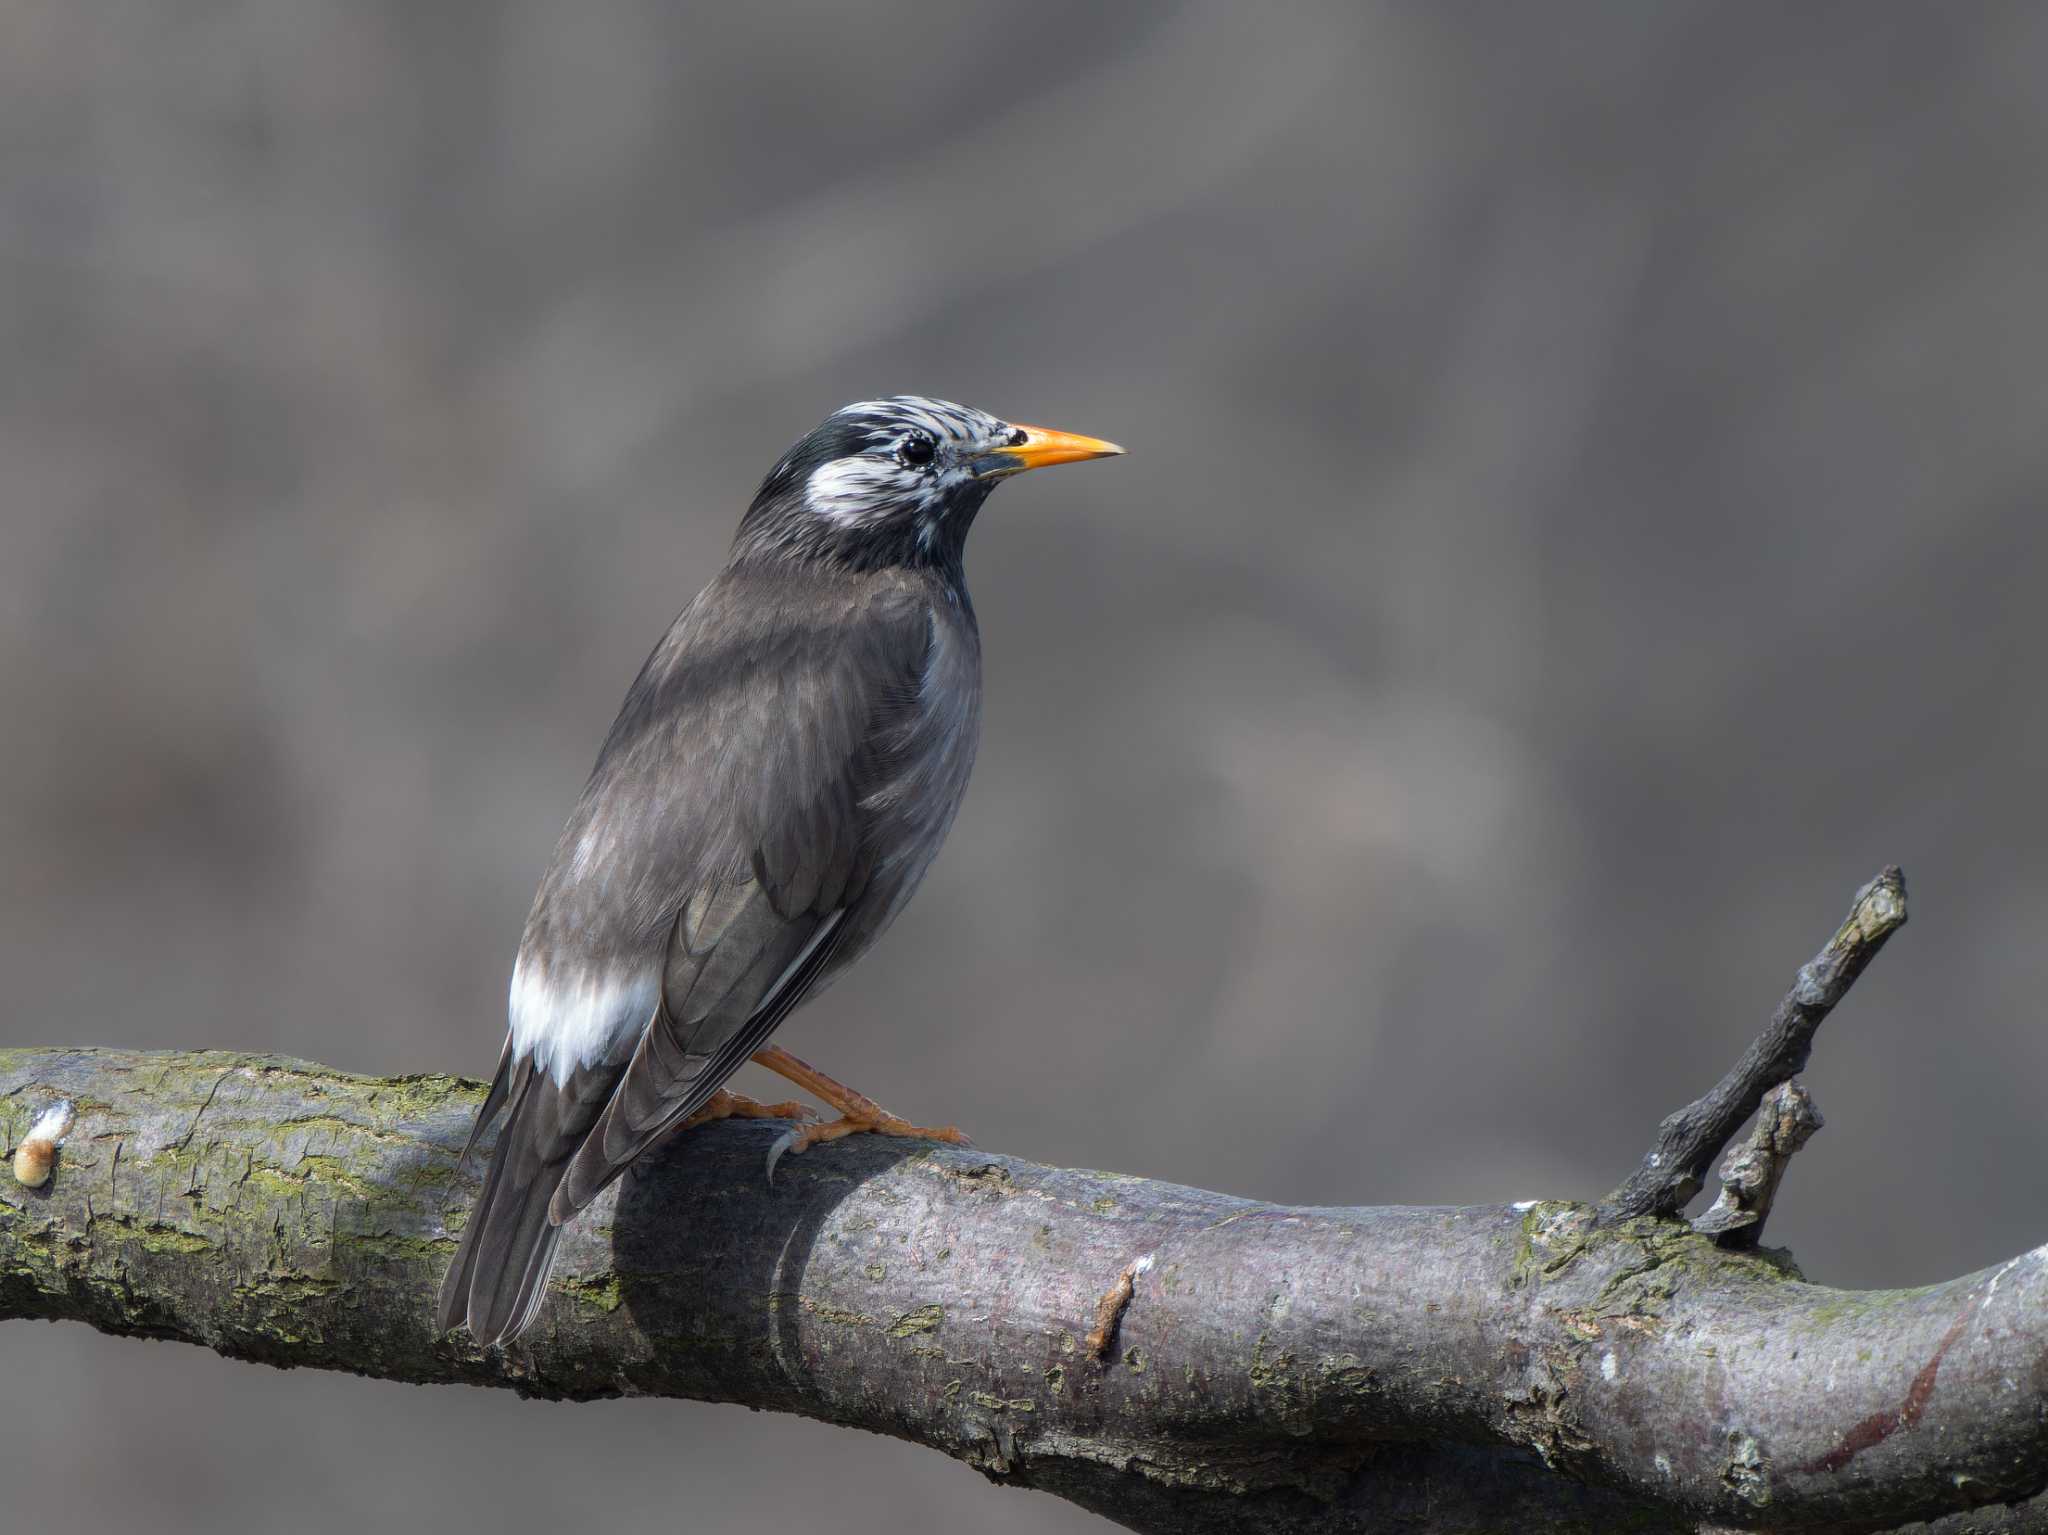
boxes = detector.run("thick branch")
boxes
[1605,866,1907,1220]
[4,1044,2045,1533]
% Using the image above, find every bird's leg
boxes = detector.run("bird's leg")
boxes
[680,1088,815,1130]
[747,1044,970,1181]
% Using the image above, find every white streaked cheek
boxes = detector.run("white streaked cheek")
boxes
[805,457,954,527]
[508,956,659,1085]
[805,459,899,524]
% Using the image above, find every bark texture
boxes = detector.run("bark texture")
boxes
[4,1043,2046,1533]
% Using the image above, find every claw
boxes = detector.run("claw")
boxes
[765,1126,802,1186]
[743,1045,972,1185]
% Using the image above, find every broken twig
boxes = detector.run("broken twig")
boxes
[1085,1254,1151,1359]
[1603,867,1904,1220]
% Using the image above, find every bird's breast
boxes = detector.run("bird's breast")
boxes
[857,595,982,900]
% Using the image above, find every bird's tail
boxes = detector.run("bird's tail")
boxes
[436,1051,586,1347]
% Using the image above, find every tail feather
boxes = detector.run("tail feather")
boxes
[437,1052,617,1346]
[453,1036,517,1183]
[460,1168,568,1346]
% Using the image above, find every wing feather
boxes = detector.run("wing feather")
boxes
[435,1056,616,1344]
[555,907,848,1217]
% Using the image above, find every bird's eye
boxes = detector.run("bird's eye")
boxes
[1006,428,1028,447]
[898,434,936,469]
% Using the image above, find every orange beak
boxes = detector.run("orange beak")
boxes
[977,422,1125,478]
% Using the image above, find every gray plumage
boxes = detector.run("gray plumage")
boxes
[438,396,1116,1346]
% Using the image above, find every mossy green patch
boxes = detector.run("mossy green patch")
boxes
[338,1231,455,1268]
[805,1302,873,1329]
[887,1302,943,1337]
[971,1393,1035,1412]
[85,1215,217,1258]
[291,1154,383,1203]
[559,1273,627,1313]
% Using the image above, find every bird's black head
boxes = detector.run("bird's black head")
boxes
[735,396,1122,573]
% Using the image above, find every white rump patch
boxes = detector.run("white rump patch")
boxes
[507,911,842,1086]
[509,956,659,1085]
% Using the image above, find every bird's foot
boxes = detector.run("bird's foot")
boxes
[763,1109,972,1184]
[749,1043,970,1184]
[681,1088,816,1131]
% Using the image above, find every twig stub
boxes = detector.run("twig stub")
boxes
[1084,1254,1151,1360]
[1691,1079,1823,1248]
[1602,867,1904,1222]
[12,1099,74,1189]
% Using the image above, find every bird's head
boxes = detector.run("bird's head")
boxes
[736,396,1122,571]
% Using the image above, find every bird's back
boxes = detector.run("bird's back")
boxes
[518,558,980,1049]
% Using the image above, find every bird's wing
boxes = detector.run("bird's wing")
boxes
[547,883,847,1217]
[438,566,934,1343]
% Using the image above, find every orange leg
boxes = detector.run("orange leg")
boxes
[747,1043,970,1179]
[680,1087,816,1130]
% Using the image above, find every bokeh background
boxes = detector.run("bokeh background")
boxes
[6,2,2047,1530]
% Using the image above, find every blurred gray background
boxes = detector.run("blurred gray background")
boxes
[5,2,2046,1530]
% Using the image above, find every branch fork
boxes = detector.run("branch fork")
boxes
[1602,866,1904,1222]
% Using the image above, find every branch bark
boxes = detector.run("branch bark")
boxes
[4,874,2044,1532]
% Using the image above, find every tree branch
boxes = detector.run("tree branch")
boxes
[4,874,2043,1532]
[1603,865,1907,1220]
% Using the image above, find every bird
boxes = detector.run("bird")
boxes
[437,395,1123,1346]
